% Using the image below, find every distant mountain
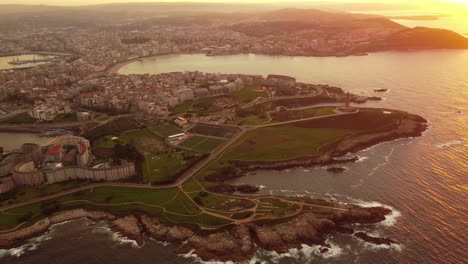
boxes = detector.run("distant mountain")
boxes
[384,27,468,49]
[229,8,405,37]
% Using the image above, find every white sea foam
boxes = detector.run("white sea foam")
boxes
[352,200,401,227]
[258,185,266,190]
[92,226,139,248]
[0,230,53,258]
[360,240,403,252]
[149,238,170,247]
[252,239,343,263]
[180,250,235,264]
[356,156,369,162]
[435,140,463,149]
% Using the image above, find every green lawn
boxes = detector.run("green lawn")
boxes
[0,181,83,206]
[180,136,225,153]
[222,126,355,162]
[230,88,267,103]
[52,113,77,123]
[0,185,236,230]
[270,107,336,122]
[142,150,198,184]
[150,123,184,138]
[229,114,270,126]
[196,108,406,180]
[170,100,194,115]
[96,128,167,151]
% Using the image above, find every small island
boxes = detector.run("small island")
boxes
[0,72,427,262]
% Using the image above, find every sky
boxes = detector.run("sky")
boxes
[1,0,467,11]
[0,0,455,6]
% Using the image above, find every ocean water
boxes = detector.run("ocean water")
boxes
[2,50,467,263]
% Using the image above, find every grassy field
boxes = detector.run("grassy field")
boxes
[96,128,167,152]
[188,124,239,138]
[142,150,198,184]
[180,136,225,153]
[229,114,270,126]
[270,107,336,122]
[150,123,184,138]
[170,97,223,116]
[230,88,267,103]
[0,181,84,207]
[196,109,405,180]
[170,100,194,115]
[0,185,241,231]
[51,113,77,123]
[224,126,355,162]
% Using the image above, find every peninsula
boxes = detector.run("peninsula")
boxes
[0,71,428,262]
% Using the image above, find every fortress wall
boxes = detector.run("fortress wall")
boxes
[12,170,45,186]
[0,176,15,194]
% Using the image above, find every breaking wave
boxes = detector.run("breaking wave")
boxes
[180,250,235,264]
[352,200,401,227]
[92,226,140,248]
[251,239,343,263]
[435,140,464,149]
[0,227,54,258]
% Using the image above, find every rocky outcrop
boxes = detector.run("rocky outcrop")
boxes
[327,167,346,173]
[178,225,255,262]
[374,89,389,93]
[0,209,115,249]
[111,215,144,245]
[328,206,391,225]
[354,232,398,245]
[140,215,193,242]
[250,214,334,253]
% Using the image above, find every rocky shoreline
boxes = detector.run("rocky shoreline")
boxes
[0,205,397,262]
[0,209,115,249]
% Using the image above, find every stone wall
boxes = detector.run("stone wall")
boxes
[0,176,15,194]
[12,170,45,186]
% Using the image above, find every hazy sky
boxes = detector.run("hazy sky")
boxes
[1,0,467,12]
[0,0,452,6]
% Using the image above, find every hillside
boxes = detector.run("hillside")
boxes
[384,27,468,49]
[229,9,405,37]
